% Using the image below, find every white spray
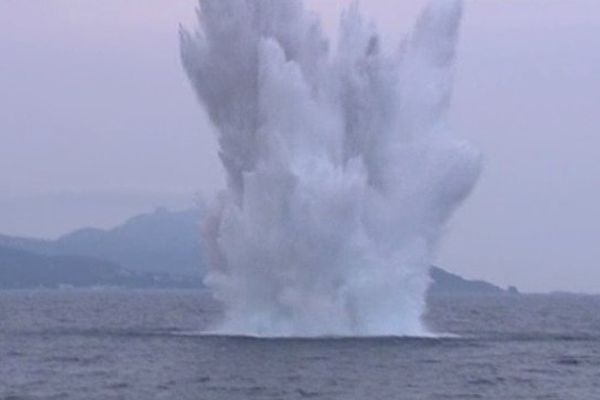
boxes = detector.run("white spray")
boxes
[180,0,480,336]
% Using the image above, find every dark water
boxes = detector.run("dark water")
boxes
[1,290,599,399]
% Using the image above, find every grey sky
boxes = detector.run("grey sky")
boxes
[1,0,599,293]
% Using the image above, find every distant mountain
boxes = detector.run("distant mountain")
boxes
[54,207,204,276]
[0,244,198,289]
[1,207,206,277]
[0,191,194,239]
[428,266,514,295]
[0,207,517,294]
[0,233,54,255]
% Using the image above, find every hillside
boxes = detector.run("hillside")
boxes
[53,207,205,276]
[0,208,206,277]
[428,266,509,295]
[0,234,55,255]
[0,208,516,294]
[0,244,188,289]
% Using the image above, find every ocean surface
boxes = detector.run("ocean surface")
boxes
[1,290,599,399]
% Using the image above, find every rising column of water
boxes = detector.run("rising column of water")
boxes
[180,0,480,337]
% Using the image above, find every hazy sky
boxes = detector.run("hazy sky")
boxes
[1,0,599,293]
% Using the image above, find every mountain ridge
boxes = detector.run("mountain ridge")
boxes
[0,208,516,294]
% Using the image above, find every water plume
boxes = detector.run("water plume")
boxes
[180,0,480,336]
